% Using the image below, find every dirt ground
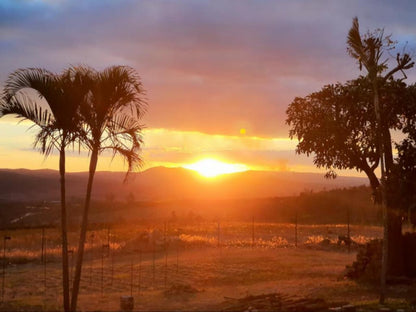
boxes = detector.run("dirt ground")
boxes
[1,245,415,311]
[0,223,414,311]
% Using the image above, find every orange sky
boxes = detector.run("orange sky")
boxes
[0,117,363,177]
[0,117,304,172]
[1,1,415,178]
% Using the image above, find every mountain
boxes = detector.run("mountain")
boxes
[0,167,367,202]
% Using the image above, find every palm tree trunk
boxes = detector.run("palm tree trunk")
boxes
[59,144,70,312]
[71,147,99,312]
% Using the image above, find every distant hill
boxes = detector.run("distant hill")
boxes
[0,167,367,202]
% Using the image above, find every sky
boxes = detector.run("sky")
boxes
[1,0,416,176]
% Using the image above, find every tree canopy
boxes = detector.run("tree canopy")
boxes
[286,77,408,190]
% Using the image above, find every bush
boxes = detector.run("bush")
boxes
[345,239,382,282]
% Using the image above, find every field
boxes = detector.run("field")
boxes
[0,222,413,311]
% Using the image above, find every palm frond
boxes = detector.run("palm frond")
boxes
[94,65,146,121]
[80,66,146,155]
[109,144,143,181]
[0,93,53,127]
[33,125,61,157]
[2,66,92,159]
[347,18,363,57]
[111,113,144,134]
[3,67,90,134]
[347,17,364,70]
[3,68,56,102]
[96,112,144,180]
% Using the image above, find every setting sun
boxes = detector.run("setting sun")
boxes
[183,158,248,178]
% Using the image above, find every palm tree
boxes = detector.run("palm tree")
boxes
[347,17,414,303]
[70,65,145,311]
[1,67,89,312]
[347,17,414,171]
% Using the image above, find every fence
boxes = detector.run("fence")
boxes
[0,221,383,310]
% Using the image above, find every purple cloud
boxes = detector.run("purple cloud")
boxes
[1,0,416,138]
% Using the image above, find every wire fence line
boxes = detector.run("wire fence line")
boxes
[0,222,383,308]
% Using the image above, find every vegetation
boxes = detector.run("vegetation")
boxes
[0,185,379,229]
[0,221,412,311]
[286,17,416,302]
[0,65,145,312]
[347,17,414,302]
[70,65,145,311]
[2,15,416,310]
[1,67,90,311]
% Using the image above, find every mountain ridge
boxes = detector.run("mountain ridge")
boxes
[0,167,367,202]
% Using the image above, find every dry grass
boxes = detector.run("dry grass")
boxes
[1,222,403,311]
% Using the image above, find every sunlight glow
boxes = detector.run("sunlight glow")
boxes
[183,158,248,177]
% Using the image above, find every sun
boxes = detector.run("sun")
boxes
[183,158,248,178]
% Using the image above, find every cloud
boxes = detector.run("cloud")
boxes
[140,127,313,172]
[1,1,415,174]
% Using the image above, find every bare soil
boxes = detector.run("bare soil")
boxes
[0,223,414,311]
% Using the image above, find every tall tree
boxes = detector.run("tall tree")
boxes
[287,76,416,299]
[0,67,89,312]
[70,65,145,311]
[347,17,414,302]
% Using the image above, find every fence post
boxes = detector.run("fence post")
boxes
[251,216,255,248]
[164,222,168,289]
[2,235,11,303]
[295,210,298,248]
[137,250,142,297]
[110,250,114,286]
[347,206,351,253]
[152,232,155,289]
[101,244,109,297]
[43,231,47,293]
[176,244,179,274]
[89,233,95,286]
[217,222,220,248]
[164,248,168,289]
[41,227,45,263]
[107,226,111,257]
[130,259,133,297]
[68,249,74,290]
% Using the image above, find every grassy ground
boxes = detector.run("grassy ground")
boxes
[0,223,413,311]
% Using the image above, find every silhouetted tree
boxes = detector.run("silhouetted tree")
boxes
[347,17,414,302]
[70,66,145,311]
[393,84,416,224]
[287,77,407,192]
[286,76,414,280]
[0,67,89,312]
